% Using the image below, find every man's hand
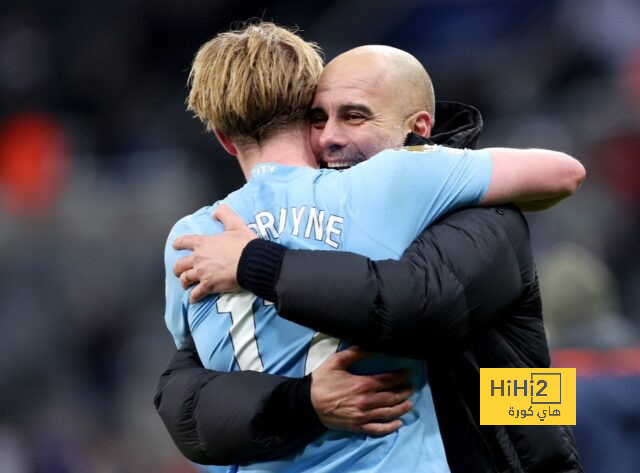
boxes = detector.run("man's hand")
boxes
[173,205,257,303]
[311,346,413,436]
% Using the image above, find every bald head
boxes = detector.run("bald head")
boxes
[310,45,436,167]
[323,45,435,120]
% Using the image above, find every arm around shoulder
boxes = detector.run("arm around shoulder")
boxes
[154,339,324,465]
[272,205,531,358]
[481,148,586,210]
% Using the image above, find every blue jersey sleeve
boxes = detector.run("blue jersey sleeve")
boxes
[164,217,194,349]
[344,145,492,250]
[164,206,223,348]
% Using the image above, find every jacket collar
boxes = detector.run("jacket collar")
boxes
[404,101,484,150]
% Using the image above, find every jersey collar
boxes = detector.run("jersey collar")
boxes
[251,162,311,180]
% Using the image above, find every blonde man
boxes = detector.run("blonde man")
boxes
[164,22,584,472]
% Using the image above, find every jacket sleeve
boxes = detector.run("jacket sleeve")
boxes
[243,205,531,360]
[154,337,324,465]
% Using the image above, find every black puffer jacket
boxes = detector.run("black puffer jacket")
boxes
[261,205,580,473]
[155,102,582,472]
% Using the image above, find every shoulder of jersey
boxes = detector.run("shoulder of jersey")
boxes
[170,204,218,236]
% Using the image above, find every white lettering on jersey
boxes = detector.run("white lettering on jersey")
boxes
[248,206,344,249]
[217,292,264,371]
[304,207,325,240]
[277,208,287,235]
[253,164,276,175]
[305,332,341,375]
[216,294,339,377]
[255,211,279,239]
[324,215,344,249]
[291,206,307,237]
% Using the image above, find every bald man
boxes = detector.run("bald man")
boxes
[311,45,436,168]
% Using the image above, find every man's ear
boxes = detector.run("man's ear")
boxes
[406,111,432,138]
[213,128,238,156]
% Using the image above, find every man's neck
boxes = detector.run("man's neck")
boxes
[237,125,317,180]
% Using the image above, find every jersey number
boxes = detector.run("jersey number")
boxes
[217,292,341,375]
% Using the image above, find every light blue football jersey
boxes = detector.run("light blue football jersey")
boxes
[164,145,493,473]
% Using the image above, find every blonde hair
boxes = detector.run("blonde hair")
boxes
[187,22,324,143]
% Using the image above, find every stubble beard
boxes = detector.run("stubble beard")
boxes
[318,126,406,169]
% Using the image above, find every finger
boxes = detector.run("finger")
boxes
[173,255,195,277]
[358,385,414,410]
[180,269,198,289]
[189,283,210,304]
[367,370,411,391]
[213,204,247,231]
[360,419,403,436]
[330,346,372,368]
[173,234,202,251]
[359,400,413,423]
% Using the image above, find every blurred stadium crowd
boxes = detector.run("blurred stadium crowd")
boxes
[0,0,639,472]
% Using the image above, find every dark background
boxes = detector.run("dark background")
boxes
[1,1,639,471]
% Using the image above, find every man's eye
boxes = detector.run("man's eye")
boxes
[346,114,365,122]
[309,114,326,126]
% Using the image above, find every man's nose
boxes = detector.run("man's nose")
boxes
[317,119,348,151]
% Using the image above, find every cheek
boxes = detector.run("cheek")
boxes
[358,129,396,157]
[349,127,377,151]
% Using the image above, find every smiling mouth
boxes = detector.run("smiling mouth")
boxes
[325,161,359,170]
